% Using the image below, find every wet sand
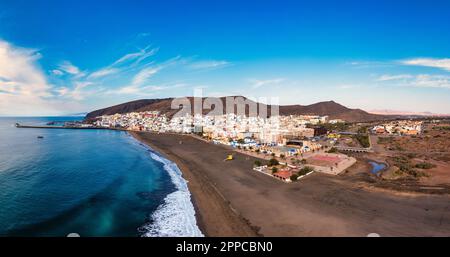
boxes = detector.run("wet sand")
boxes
[131,132,450,236]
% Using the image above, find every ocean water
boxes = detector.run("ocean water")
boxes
[0,117,202,237]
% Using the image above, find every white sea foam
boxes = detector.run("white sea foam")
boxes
[140,150,204,237]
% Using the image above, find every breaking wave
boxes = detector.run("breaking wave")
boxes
[139,148,204,237]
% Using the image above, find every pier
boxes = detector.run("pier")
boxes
[15,124,104,130]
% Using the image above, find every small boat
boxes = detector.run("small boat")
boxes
[37,136,44,139]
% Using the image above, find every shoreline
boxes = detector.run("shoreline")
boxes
[130,131,259,237]
[130,131,450,236]
[129,131,207,235]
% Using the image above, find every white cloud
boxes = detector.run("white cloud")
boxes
[378,73,450,89]
[346,60,393,69]
[108,83,187,96]
[114,85,142,95]
[412,74,450,89]
[65,82,93,100]
[0,40,62,115]
[132,66,160,86]
[59,61,82,75]
[88,67,119,79]
[400,58,450,72]
[51,69,64,76]
[189,60,230,70]
[377,74,413,81]
[112,46,158,66]
[85,46,158,81]
[249,78,285,89]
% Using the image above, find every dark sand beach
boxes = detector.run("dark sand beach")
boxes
[131,132,450,237]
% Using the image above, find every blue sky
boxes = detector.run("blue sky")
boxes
[1,0,450,115]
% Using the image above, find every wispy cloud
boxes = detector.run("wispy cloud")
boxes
[112,46,158,66]
[346,60,393,69]
[109,83,186,96]
[108,65,162,96]
[57,81,94,100]
[51,69,64,76]
[411,74,450,89]
[132,67,160,86]
[377,74,413,81]
[249,78,285,89]
[0,37,236,114]
[378,73,450,89]
[0,40,77,115]
[87,67,120,79]
[110,56,184,96]
[85,46,158,81]
[400,58,450,72]
[189,60,230,70]
[54,46,161,100]
[59,61,82,75]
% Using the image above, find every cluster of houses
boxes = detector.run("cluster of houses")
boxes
[95,111,335,157]
[94,111,359,183]
[371,120,423,136]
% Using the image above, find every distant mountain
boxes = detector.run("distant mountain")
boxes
[85,96,388,122]
[66,112,89,117]
[369,109,450,117]
[278,101,385,122]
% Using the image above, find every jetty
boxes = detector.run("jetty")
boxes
[15,123,104,130]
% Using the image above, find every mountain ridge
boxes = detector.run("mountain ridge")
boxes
[85,96,389,122]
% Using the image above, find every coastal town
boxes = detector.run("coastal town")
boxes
[90,110,437,183]
[3,0,450,241]
[17,107,448,188]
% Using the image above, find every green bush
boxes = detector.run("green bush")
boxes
[353,134,370,148]
[327,147,338,153]
[271,167,278,174]
[433,126,450,131]
[415,162,436,169]
[391,156,422,177]
[357,126,368,134]
[298,166,314,176]
[254,160,262,167]
[290,174,299,181]
[268,158,279,167]
[321,122,350,132]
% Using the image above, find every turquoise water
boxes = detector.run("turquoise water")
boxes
[0,117,202,237]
